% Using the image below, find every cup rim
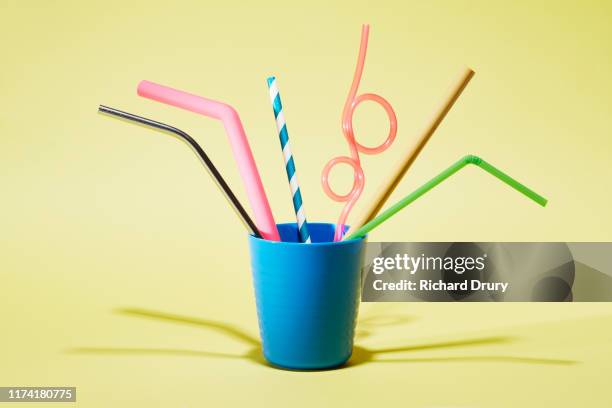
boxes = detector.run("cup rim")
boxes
[249,222,366,246]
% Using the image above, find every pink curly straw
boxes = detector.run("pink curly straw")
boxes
[321,24,398,241]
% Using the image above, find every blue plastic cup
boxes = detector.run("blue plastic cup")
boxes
[248,223,366,370]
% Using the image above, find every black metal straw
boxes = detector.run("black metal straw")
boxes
[98,105,261,238]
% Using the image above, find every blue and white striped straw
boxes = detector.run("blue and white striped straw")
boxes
[267,76,311,243]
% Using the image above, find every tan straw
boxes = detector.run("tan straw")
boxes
[343,67,475,239]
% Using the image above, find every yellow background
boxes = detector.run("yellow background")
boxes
[1,0,611,406]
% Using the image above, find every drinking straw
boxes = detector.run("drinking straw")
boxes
[98,105,262,238]
[343,67,475,239]
[266,76,311,243]
[137,80,280,241]
[344,155,547,240]
[322,23,398,242]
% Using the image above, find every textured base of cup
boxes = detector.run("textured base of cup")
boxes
[263,350,352,371]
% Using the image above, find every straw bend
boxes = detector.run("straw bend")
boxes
[345,154,548,240]
[137,80,280,241]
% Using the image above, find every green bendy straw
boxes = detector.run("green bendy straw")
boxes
[345,155,547,240]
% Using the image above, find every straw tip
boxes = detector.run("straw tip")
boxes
[136,80,152,96]
[266,76,276,86]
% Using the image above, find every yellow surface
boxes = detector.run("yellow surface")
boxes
[1,0,611,406]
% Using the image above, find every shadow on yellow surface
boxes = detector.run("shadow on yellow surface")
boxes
[68,307,579,369]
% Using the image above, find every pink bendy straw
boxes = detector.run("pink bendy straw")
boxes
[138,80,280,241]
